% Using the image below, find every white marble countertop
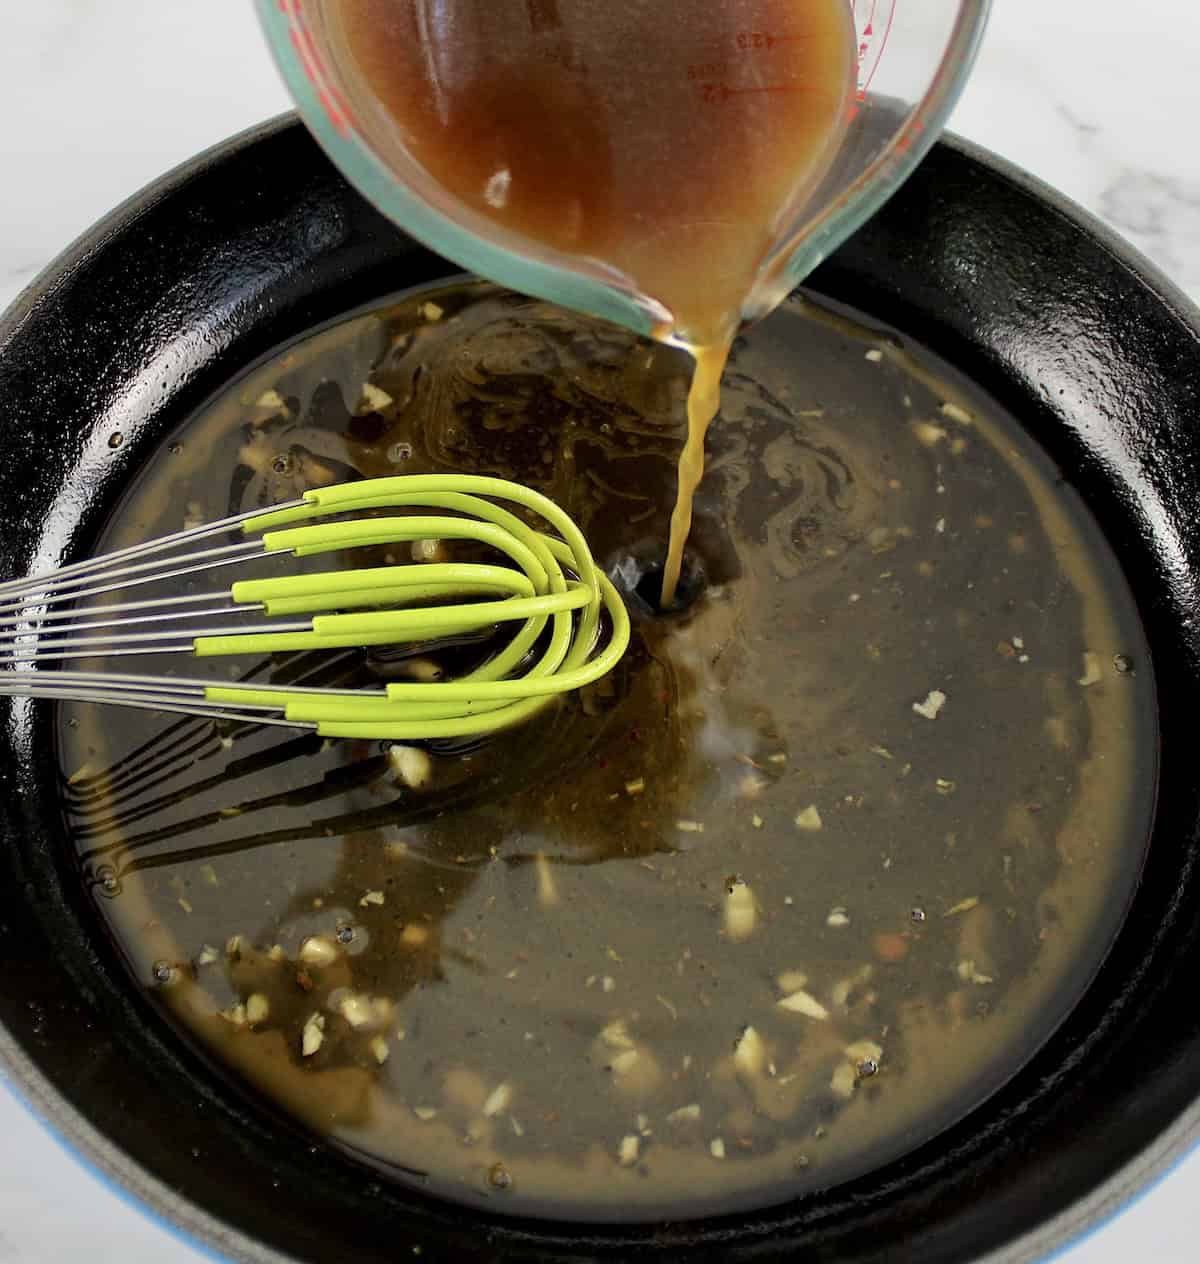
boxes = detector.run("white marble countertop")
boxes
[0,2,1198,1261]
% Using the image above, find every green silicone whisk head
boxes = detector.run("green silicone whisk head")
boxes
[0,474,631,741]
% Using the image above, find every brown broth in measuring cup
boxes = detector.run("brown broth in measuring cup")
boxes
[324,0,857,604]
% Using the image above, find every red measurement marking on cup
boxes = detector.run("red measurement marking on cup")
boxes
[858,0,879,60]
[843,0,894,118]
[859,1,895,100]
[276,0,354,136]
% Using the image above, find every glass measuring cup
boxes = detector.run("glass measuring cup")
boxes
[256,0,990,345]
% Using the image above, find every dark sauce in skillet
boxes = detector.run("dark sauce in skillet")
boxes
[57,283,1156,1218]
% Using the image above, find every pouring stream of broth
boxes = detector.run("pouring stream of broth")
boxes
[326,0,857,604]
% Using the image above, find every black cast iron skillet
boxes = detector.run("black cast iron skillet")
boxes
[1,115,1199,1264]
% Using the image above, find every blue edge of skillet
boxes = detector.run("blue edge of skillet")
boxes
[0,114,1198,1264]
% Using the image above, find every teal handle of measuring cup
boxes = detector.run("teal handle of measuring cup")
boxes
[255,0,660,342]
[256,0,990,344]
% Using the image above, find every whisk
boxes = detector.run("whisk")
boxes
[0,474,630,739]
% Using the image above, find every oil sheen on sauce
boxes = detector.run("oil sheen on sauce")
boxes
[323,0,857,604]
[59,284,1156,1220]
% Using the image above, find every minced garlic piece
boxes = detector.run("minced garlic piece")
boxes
[369,1035,389,1065]
[666,1104,701,1124]
[831,965,875,1010]
[298,936,338,967]
[301,1013,325,1057]
[1078,651,1103,687]
[912,689,947,720]
[845,1040,883,1065]
[339,994,375,1029]
[733,1026,766,1077]
[957,959,995,985]
[724,880,757,942]
[358,382,393,413]
[600,1019,634,1050]
[482,1082,514,1118]
[394,657,443,681]
[777,990,830,1021]
[911,421,948,447]
[389,744,432,789]
[410,538,446,564]
[794,805,823,831]
[940,401,973,424]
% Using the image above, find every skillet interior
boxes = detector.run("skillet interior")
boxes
[0,116,1198,1263]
